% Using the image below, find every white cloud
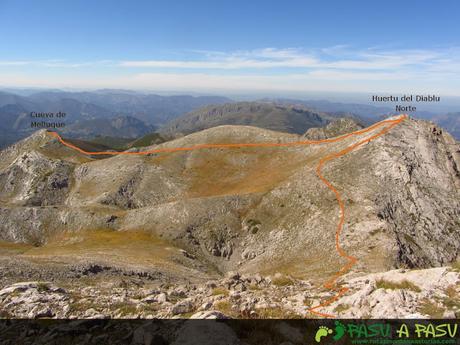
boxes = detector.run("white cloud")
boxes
[1,47,459,95]
[306,70,408,80]
[119,47,460,72]
[2,47,458,73]
[3,70,459,96]
[120,48,319,69]
[0,60,114,68]
[0,61,32,66]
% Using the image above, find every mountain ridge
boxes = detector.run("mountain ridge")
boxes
[161,101,339,136]
[0,116,459,318]
[0,90,232,148]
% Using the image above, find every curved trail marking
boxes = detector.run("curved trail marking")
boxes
[307,116,406,317]
[47,114,407,318]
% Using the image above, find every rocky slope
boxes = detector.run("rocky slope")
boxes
[61,115,154,140]
[0,264,458,319]
[0,116,459,318]
[417,112,460,141]
[303,118,364,140]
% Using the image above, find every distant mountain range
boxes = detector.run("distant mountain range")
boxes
[62,116,154,139]
[0,90,458,149]
[261,98,394,119]
[24,90,231,125]
[260,98,460,139]
[161,101,343,136]
[0,90,230,147]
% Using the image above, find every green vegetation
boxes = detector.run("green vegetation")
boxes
[403,233,420,248]
[369,228,383,236]
[130,132,167,148]
[255,307,302,319]
[445,285,457,298]
[214,300,301,319]
[214,300,234,316]
[451,260,460,272]
[64,133,169,153]
[164,101,330,135]
[41,169,54,181]
[334,303,351,313]
[303,298,312,307]
[442,285,459,310]
[25,229,176,268]
[90,136,134,150]
[178,311,195,319]
[112,302,139,316]
[247,219,261,234]
[272,275,294,287]
[418,299,445,318]
[375,279,421,292]
[36,282,50,292]
[211,287,229,296]
[442,296,460,310]
[64,138,117,153]
[0,240,34,256]
[69,299,98,314]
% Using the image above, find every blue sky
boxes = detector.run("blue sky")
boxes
[1,0,459,95]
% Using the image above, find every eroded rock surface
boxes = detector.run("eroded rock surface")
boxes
[0,117,459,319]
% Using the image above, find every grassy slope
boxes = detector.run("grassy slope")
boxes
[89,136,135,150]
[129,132,168,148]
[63,132,169,153]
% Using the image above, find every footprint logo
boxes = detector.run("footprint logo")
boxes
[333,321,346,341]
[315,326,333,343]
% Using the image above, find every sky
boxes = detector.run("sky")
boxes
[1,0,459,96]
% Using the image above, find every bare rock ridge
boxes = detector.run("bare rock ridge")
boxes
[0,265,458,319]
[374,122,460,267]
[303,118,364,140]
[0,118,459,269]
[0,117,459,319]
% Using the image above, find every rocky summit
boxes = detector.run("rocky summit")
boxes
[0,116,459,319]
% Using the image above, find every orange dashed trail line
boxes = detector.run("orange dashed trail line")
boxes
[307,116,406,318]
[46,114,407,318]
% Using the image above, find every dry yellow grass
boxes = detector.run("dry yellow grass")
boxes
[184,149,308,198]
[418,299,445,318]
[37,145,93,164]
[451,260,460,272]
[334,303,351,313]
[271,275,294,287]
[0,241,34,255]
[211,287,229,296]
[376,279,421,292]
[255,307,302,319]
[23,229,178,268]
[259,256,333,282]
[214,300,234,316]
